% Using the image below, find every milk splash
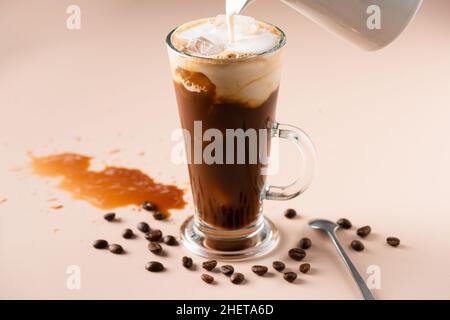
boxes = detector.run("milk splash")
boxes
[226,0,253,42]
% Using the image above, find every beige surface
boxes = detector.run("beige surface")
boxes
[1,0,450,299]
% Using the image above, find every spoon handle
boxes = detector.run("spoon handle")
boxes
[328,231,375,300]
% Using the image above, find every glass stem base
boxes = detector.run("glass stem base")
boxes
[180,216,279,261]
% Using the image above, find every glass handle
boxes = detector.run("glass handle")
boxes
[264,122,316,201]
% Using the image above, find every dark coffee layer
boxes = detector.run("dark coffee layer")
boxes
[174,70,278,230]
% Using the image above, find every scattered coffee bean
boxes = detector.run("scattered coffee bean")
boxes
[202,260,217,271]
[284,208,297,219]
[283,271,297,283]
[272,261,286,272]
[93,239,108,249]
[145,261,164,272]
[103,212,116,221]
[148,241,162,254]
[142,201,157,212]
[299,263,311,274]
[337,218,352,229]
[137,222,150,233]
[386,237,400,247]
[220,265,234,276]
[108,243,124,254]
[298,237,312,249]
[145,229,162,241]
[201,274,214,284]
[288,248,306,261]
[230,273,245,284]
[122,228,134,239]
[182,256,193,269]
[357,225,371,238]
[252,265,268,276]
[350,240,364,251]
[162,235,178,246]
[153,211,166,220]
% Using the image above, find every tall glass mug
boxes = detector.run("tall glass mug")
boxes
[166,20,316,259]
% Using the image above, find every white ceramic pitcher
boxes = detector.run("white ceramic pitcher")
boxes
[235,0,423,50]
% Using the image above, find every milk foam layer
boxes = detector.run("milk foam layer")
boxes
[168,16,285,107]
[171,15,281,59]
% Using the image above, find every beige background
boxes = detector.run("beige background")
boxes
[1,0,450,299]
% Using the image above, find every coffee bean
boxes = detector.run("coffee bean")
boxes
[272,261,286,272]
[283,271,297,283]
[220,265,234,276]
[162,235,178,246]
[182,256,193,269]
[202,260,217,271]
[153,211,166,220]
[299,263,311,274]
[350,240,364,251]
[284,208,297,219]
[357,225,371,238]
[386,237,400,247]
[145,229,162,242]
[93,239,108,249]
[103,212,116,221]
[108,244,124,254]
[122,228,134,239]
[251,265,268,276]
[298,237,312,249]
[288,248,306,261]
[137,222,150,233]
[142,201,157,212]
[201,274,214,284]
[337,218,352,229]
[148,241,162,254]
[230,272,244,284]
[145,261,164,272]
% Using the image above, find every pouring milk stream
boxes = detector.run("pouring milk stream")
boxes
[226,0,254,43]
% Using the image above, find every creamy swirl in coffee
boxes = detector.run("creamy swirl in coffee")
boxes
[168,15,284,107]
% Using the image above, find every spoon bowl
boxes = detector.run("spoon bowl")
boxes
[309,219,338,233]
[309,218,375,300]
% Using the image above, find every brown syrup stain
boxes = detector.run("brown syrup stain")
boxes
[50,205,64,210]
[31,153,186,212]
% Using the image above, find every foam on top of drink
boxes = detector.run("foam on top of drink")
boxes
[171,15,282,59]
[168,15,285,107]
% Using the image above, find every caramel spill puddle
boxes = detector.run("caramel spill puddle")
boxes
[31,153,186,212]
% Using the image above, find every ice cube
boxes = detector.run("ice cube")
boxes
[212,15,227,28]
[186,36,224,56]
[235,16,259,37]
